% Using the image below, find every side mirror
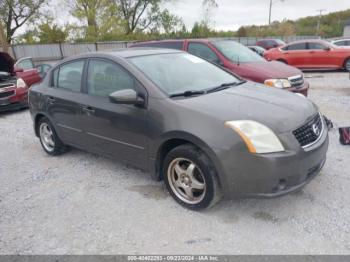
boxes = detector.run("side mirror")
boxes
[109,89,145,106]
[324,47,331,51]
[14,67,24,73]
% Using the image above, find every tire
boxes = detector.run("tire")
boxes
[162,144,222,210]
[344,58,350,72]
[37,117,67,156]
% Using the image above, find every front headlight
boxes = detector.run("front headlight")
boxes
[16,78,27,89]
[264,79,291,89]
[224,120,285,154]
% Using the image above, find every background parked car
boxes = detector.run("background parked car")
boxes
[331,38,350,47]
[256,39,286,50]
[131,39,309,96]
[0,52,41,112]
[248,45,266,56]
[264,39,350,71]
[35,64,52,78]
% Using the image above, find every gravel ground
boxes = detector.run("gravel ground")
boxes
[0,72,349,255]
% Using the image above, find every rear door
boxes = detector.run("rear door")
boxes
[15,58,41,86]
[79,58,148,168]
[45,59,87,148]
[281,42,309,68]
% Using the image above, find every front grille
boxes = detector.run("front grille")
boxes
[0,90,15,99]
[0,83,15,88]
[288,75,304,89]
[293,114,323,147]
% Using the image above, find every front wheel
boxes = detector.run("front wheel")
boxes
[344,58,350,72]
[163,145,222,210]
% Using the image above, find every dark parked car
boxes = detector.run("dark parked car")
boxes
[256,39,286,50]
[29,49,328,210]
[0,52,41,112]
[131,39,309,96]
[248,45,266,56]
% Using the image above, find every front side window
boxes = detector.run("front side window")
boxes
[87,59,136,97]
[57,60,84,92]
[308,42,326,50]
[188,43,220,64]
[213,41,264,63]
[16,58,34,70]
[129,53,240,96]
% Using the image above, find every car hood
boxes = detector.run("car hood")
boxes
[175,82,317,134]
[237,61,302,80]
[0,52,15,75]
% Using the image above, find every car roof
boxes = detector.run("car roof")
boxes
[285,39,326,45]
[61,47,183,62]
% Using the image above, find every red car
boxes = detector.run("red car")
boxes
[0,52,41,112]
[256,39,286,50]
[131,39,309,96]
[264,39,350,71]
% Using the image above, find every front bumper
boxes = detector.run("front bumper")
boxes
[287,81,309,96]
[0,88,28,112]
[215,121,329,199]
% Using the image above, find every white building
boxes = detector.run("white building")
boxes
[344,19,350,37]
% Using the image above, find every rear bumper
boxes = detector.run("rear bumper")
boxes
[215,122,329,199]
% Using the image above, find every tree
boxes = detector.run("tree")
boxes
[0,0,46,43]
[37,22,69,43]
[201,0,218,28]
[0,20,9,52]
[114,0,169,34]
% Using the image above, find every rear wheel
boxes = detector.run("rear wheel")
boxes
[38,117,67,155]
[163,144,222,210]
[344,58,350,72]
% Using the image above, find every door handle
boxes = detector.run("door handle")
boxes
[82,106,95,114]
[47,96,55,103]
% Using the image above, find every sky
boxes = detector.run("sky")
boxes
[25,0,350,34]
[163,0,350,31]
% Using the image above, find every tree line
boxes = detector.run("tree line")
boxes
[0,0,349,52]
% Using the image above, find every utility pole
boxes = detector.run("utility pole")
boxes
[269,0,285,25]
[316,9,326,36]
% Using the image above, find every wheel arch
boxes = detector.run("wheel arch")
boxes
[152,132,226,190]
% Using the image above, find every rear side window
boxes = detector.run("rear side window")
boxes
[188,43,220,64]
[284,43,307,51]
[135,41,183,50]
[87,59,136,97]
[56,60,84,92]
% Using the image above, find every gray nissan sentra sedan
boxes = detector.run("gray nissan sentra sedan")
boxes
[29,48,329,210]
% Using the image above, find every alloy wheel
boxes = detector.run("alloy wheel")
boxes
[167,157,206,205]
[39,122,55,152]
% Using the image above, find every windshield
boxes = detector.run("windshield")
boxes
[129,53,240,95]
[212,41,265,63]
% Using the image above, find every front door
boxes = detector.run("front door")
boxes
[80,58,148,168]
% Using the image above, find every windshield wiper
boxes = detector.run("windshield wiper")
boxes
[206,80,246,93]
[169,90,206,98]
